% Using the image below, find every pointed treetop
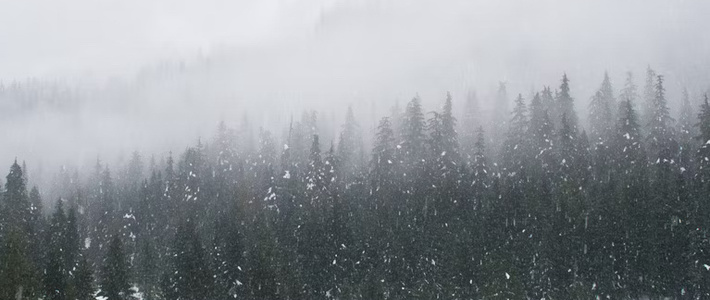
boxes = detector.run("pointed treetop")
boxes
[697,94,710,143]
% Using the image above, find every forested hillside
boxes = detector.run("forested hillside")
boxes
[2,69,710,300]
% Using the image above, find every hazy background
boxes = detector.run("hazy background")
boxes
[1,0,709,182]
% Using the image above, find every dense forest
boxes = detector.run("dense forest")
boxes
[2,67,710,300]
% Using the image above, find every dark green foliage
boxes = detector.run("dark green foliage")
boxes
[212,212,244,300]
[646,74,676,161]
[0,229,34,300]
[74,256,95,300]
[45,200,68,300]
[337,106,363,179]
[0,161,41,300]
[137,239,161,300]
[556,73,579,133]
[163,221,212,300]
[100,236,133,300]
[588,72,615,144]
[2,161,32,235]
[461,90,480,163]
[642,66,658,129]
[4,71,710,300]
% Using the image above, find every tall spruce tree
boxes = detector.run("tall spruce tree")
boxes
[588,72,615,144]
[163,221,212,300]
[337,106,363,180]
[556,73,579,133]
[503,94,529,175]
[74,255,95,300]
[528,92,556,178]
[99,236,133,300]
[461,89,480,163]
[695,94,710,202]
[490,82,509,160]
[0,161,37,300]
[2,161,32,236]
[646,74,677,162]
[679,88,696,145]
[45,200,68,300]
[642,66,658,131]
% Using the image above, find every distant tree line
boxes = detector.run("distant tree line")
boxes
[2,67,710,299]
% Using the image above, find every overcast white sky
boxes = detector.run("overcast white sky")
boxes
[0,0,334,79]
[1,0,708,86]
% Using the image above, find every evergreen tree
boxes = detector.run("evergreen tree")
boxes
[64,206,80,276]
[212,212,244,300]
[45,200,68,300]
[503,93,529,175]
[2,161,32,236]
[460,89,480,163]
[692,94,710,298]
[137,239,161,300]
[646,74,677,162]
[678,88,696,172]
[74,255,95,300]
[556,73,579,133]
[88,164,117,268]
[424,92,462,297]
[0,229,33,300]
[99,236,133,300]
[540,86,555,116]
[371,117,396,190]
[698,94,710,145]
[642,66,658,131]
[246,210,278,300]
[163,221,213,300]
[337,106,363,180]
[528,92,556,178]
[366,117,398,297]
[490,82,509,160]
[471,127,489,186]
[400,96,426,164]
[0,161,37,300]
[588,72,615,144]
[613,96,650,297]
[600,71,617,117]
[620,72,638,109]
[501,93,531,235]
[27,186,44,264]
[696,94,710,198]
[679,87,696,145]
